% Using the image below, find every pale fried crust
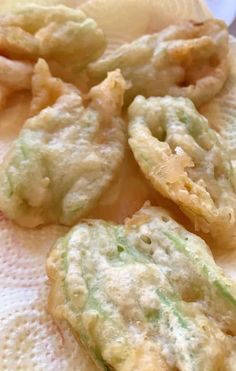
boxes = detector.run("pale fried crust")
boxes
[88,19,229,106]
[128,96,236,249]
[46,204,236,370]
[0,60,126,227]
[46,218,171,371]
[200,37,236,169]
[0,4,106,107]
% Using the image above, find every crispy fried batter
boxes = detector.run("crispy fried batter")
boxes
[0,4,106,107]
[0,4,106,66]
[0,59,126,227]
[47,204,236,370]
[0,56,33,109]
[200,37,236,170]
[88,19,229,106]
[128,96,236,249]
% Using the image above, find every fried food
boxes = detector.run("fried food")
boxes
[80,0,212,51]
[0,57,33,109]
[128,95,236,249]
[89,145,159,224]
[0,217,97,371]
[88,19,229,106]
[0,4,106,67]
[200,37,236,170]
[47,203,236,371]
[0,59,126,227]
[0,4,106,106]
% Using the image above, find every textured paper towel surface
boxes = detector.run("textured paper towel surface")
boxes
[1,1,236,370]
[0,216,97,371]
[81,0,211,55]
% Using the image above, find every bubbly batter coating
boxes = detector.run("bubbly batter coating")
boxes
[88,19,229,106]
[200,37,236,170]
[0,4,106,106]
[0,60,126,227]
[128,96,236,249]
[47,204,236,371]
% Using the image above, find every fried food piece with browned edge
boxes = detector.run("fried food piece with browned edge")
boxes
[0,60,126,227]
[47,204,236,371]
[0,4,106,107]
[128,95,236,249]
[88,19,229,106]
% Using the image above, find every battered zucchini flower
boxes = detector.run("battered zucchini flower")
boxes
[88,19,229,106]
[0,4,106,106]
[128,95,236,249]
[47,204,236,370]
[0,59,126,227]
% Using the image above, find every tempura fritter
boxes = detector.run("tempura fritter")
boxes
[200,37,236,170]
[47,204,236,371]
[128,96,236,249]
[0,57,33,109]
[0,4,106,106]
[88,19,229,106]
[0,59,126,227]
